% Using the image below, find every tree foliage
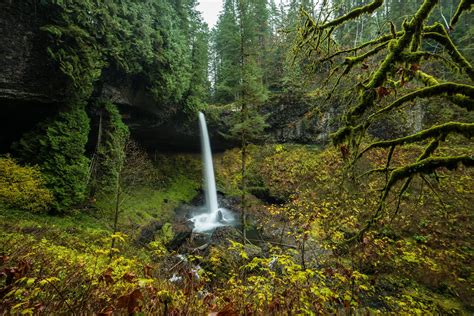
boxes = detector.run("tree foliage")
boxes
[89,102,130,198]
[39,0,209,109]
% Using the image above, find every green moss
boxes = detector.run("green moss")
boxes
[343,41,388,68]
[95,173,199,227]
[386,155,474,193]
[344,0,440,121]
[374,83,474,117]
[316,0,383,31]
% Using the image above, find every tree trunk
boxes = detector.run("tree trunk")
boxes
[109,173,121,261]
[239,0,247,245]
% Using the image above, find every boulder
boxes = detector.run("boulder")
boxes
[166,218,194,251]
[136,220,163,246]
[210,226,242,245]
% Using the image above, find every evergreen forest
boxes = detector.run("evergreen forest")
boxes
[0,0,473,314]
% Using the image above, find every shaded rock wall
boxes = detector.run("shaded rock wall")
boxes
[0,1,66,104]
[262,94,340,145]
[0,1,67,152]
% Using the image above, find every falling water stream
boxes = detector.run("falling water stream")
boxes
[190,112,234,233]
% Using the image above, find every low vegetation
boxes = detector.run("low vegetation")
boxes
[1,142,473,314]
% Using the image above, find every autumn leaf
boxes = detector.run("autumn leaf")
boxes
[122,272,136,283]
[117,288,143,314]
[210,303,238,316]
[99,267,114,284]
[0,255,9,264]
[143,264,153,278]
[98,306,113,316]
[410,64,421,72]
[376,86,391,98]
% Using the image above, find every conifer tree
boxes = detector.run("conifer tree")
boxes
[233,0,269,243]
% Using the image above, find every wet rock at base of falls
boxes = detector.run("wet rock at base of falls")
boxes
[166,218,194,251]
[190,232,209,245]
[216,210,225,223]
[217,195,241,211]
[210,226,262,259]
[210,226,241,244]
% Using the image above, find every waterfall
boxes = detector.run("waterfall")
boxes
[199,112,219,214]
[190,112,234,233]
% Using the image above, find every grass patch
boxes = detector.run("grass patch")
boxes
[94,174,200,228]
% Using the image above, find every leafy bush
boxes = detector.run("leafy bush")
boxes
[0,157,53,212]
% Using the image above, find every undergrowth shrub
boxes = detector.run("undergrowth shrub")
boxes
[0,157,53,212]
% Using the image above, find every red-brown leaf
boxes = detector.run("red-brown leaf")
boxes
[98,306,113,316]
[122,272,136,283]
[215,303,238,316]
[143,264,153,278]
[376,86,391,98]
[410,64,421,72]
[0,256,9,264]
[99,267,114,284]
[117,288,143,314]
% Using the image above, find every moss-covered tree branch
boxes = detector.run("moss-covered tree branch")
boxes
[414,70,474,109]
[422,23,474,81]
[373,83,474,117]
[384,155,474,196]
[315,0,384,31]
[357,122,474,159]
[450,0,474,28]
